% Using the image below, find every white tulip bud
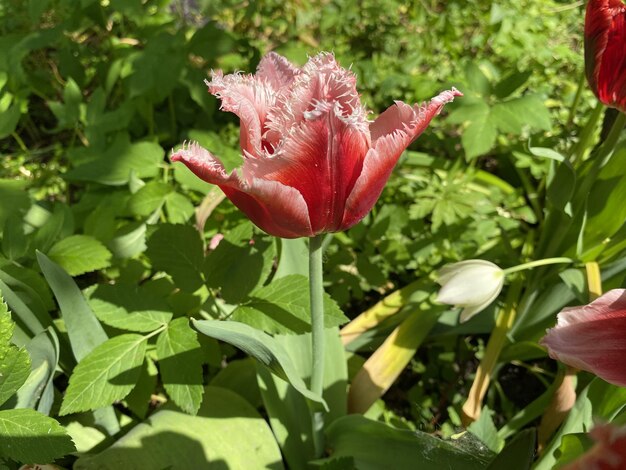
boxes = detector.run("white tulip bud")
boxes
[436,260,505,322]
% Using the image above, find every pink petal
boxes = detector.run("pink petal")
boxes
[541,289,626,387]
[207,71,276,158]
[247,100,370,234]
[171,143,313,238]
[341,88,461,229]
[255,52,299,90]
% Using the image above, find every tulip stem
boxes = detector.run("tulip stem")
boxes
[502,257,573,275]
[309,234,325,457]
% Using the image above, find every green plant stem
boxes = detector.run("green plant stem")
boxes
[502,257,573,275]
[309,234,325,457]
[566,69,586,128]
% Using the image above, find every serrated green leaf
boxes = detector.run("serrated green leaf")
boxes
[156,318,204,415]
[492,95,551,134]
[87,283,172,333]
[0,408,75,463]
[204,222,276,303]
[60,334,147,415]
[2,213,28,261]
[164,192,195,224]
[0,300,31,407]
[48,235,112,276]
[231,275,348,334]
[468,406,504,452]
[125,358,158,419]
[462,109,497,159]
[127,181,173,217]
[108,222,147,259]
[192,319,327,409]
[487,429,536,470]
[146,224,205,292]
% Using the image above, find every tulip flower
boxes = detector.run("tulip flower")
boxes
[561,423,626,469]
[541,289,626,388]
[171,52,460,238]
[585,0,626,112]
[436,260,505,322]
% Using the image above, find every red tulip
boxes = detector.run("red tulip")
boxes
[541,289,626,387]
[585,0,626,112]
[561,424,626,469]
[171,52,460,238]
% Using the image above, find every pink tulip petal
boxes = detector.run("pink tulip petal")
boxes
[207,71,276,157]
[541,289,626,387]
[247,101,370,233]
[342,88,461,229]
[256,52,299,90]
[171,142,313,238]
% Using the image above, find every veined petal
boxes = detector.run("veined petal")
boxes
[341,88,461,229]
[248,101,370,234]
[585,0,626,111]
[171,142,313,238]
[207,71,276,158]
[541,289,626,387]
[256,52,299,90]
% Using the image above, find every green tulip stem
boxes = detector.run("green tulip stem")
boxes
[309,234,325,457]
[502,257,573,275]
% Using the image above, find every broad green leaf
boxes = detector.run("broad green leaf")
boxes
[60,334,147,415]
[164,192,195,224]
[156,318,204,415]
[32,203,67,252]
[0,179,30,228]
[324,415,490,469]
[0,408,75,464]
[37,252,108,361]
[127,181,172,216]
[465,62,492,96]
[231,274,348,334]
[192,319,326,409]
[0,101,21,139]
[551,433,593,469]
[2,213,28,261]
[493,69,532,99]
[108,222,147,259]
[74,387,283,470]
[87,284,172,333]
[275,237,309,278]
[204,222,276,303]
[65,135,164,186]
[487,429,536,470]
[0,300,31,407]
[462,110,497,159]
[124,358,158,419]
[146,224,205,292]
[492,95,551,134]
[447,99,490,125]
[211,358,261,408]
[257,328,347,469]
[48,235,112,276]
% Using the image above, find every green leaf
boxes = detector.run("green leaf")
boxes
[127,181,173,217]
[552,433,593,469]
[164,192,195,224]
[156,318,204,415]
[468,406,504,452]
[48,235,112,276]
[325,415,490,469]
[65,135,164,186]
[275,238,308,278]
[60,334,147,415]
[0,179,30,228]
[211,358,261,408]
[0,101,21,140]
[462,110,497,159]
[37,252,108,361]
[74,387,283,470]
[492,95,552,134]
[204,222,276,303]
[87,284,172,333]
[2,213,28,261]
[124,358,158,419]
[0,409,75,464]
[0,300,31,407]
[192,319,327,409]
[108,222,147,259]
[493,70,532,99]
[232,274,348,334]
[146,224,205,292]
[487,429,536,470]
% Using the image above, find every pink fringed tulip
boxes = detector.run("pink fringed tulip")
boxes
[562,424,626,469]
[585,0,626,112]
[541,289,626,387]
[171,52,460,238]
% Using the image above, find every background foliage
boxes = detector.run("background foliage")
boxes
[1,0,625,468]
